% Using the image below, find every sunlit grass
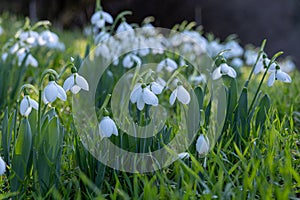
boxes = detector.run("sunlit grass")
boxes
[0,13,299,199]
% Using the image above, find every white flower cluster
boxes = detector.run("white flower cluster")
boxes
[20,60,89,117]
[1,29,65,68]
[129,76,191,111]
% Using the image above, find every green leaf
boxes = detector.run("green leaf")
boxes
[11,118,32,192]
[255,94,271,135]
[37,116,64,194]
[234,88,249,144]
[194,86,204,111]
[1,107,16,166]
[226,78,238,124]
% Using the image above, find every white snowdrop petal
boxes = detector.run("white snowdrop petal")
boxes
[102,11,113,24]
[99,117,113,138]
[254,61,264,74]
[26,55,38,67]
[227,66,237,78]
[276,71,292,83]
[212,67,222,80]
[71,85,82,94]
[42,92,49,104]
[142,88,158,106]
[196,135,210,155]
[130,84,142,103]
[123,55,133,68]
[44,82,58,103]
[23,107,32,117]
[177,85,190,104]
[112,121,119,136]
[0,157,6,175]
[137,95,145,110]
[20,97,29,116]
[29,98,38,110]
[151,82,164,94]
[178,152,190,159]
[169,89,177,105]
[63,75,74,92]
[96,19,105,28]
[91,12,100,24]
[267,72,276,87]
[166,58,178,70]
[76,74,89,91]
[56,83,67,101]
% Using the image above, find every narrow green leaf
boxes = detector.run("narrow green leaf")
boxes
[11,118,32,192]
[255,94,271,135]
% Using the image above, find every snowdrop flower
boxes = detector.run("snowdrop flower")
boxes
[254,58,276,74]
[91,10,113,29]
[122,53,142,68]
[147,81,164,95]
[189,74,207,85]
[130,83,159,110]
[279,59,296,73]
[63,73,89,94]
[207,41,224,58]
[10,42,21,54]
[231,57,243,68]
[1,52,8,62]
[157,58,178,72]
[178,152,190,159]
[212,63,237,80]
[20,95,38,117]
[267,68,292,87]
[196,135,209,155]
[43,81,67,104]
[169,84,190,105]
[16,48,38,67]
[0,156,6,175]
[95,44,110,58]
[38,30,64,50]
[94,31,110,44]
[223,41,244,59]
[116,21,134,34]
[98,116,118,138]
[19,30,39,47]
[244,49,258,66]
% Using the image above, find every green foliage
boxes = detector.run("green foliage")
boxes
[0,13,299,199]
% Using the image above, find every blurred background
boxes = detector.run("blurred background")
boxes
[1,0,299,67]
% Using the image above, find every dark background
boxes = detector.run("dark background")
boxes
[1,0,299,66]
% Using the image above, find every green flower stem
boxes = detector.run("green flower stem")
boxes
[39,69,59,88]
[109,11,132,35]
[58,63,75,78]
[17,84,38,101]
[99,94,112,115]
[248,50,283,114]
[165,65,188,87]
[37,89,42,135]
[96,0,102,11]
[244,39,266,88]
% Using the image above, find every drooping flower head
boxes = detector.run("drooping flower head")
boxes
[169,84,190,106]
[267,66,292,87]
[43,78,67,104]
[130,83,159,111]
[99,116,118,139]
[91,10,113,29]
[20,95,38,117]
[196,135,210,156]
[212,63,237,80]
[63,67,89,94]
